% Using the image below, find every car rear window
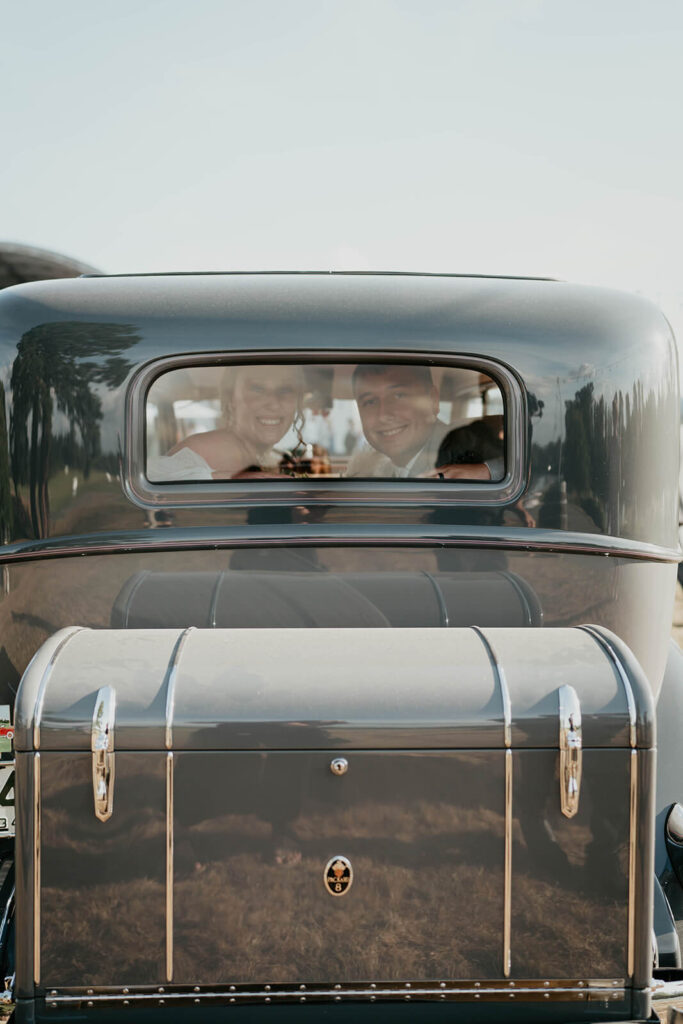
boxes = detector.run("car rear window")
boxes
[145,360,506,484]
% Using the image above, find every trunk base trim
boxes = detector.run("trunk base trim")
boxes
[44,979,630,1008]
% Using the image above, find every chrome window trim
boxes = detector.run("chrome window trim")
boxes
[124,351,527,509]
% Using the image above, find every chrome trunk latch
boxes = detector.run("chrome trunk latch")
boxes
[92,687,116,822]
[558,684,582,818]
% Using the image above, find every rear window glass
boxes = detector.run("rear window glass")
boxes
[146,362,505,483]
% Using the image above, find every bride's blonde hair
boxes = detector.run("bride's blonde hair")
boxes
[220,364,306,443]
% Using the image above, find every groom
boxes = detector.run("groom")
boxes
[346,364,502,480]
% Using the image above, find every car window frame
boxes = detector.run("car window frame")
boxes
[125,350,527,509]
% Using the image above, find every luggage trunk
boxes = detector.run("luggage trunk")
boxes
[13,626,654,1022]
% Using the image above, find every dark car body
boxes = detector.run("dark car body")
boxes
[0,272,681,1022]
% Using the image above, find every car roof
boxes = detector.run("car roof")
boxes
[0,271,667,365]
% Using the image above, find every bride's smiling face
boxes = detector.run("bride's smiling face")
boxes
[229,365,300,450]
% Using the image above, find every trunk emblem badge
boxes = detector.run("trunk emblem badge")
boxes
[324,855,353,896]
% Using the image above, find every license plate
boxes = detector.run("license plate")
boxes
[0,764,15,837]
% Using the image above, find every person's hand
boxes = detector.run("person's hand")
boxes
[508,501,536,528]
[421,462,492,481]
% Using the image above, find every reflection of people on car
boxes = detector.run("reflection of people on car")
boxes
[149,365,304,481]
[346,364,503,480]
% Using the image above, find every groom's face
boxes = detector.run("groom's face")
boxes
[353,366,439,466]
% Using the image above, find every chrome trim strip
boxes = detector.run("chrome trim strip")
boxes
[580,626,639,977]
[164,628,194,751]
[422,572,449,627]
[33,627,85,750]
[122,570,149,628]
[472,627,512,977]
[473,628,512,747]
[579,626,637,748]
[48,980,628,1007]
[628,748,638,978]
[46,977,628,993]
[33,752,40,986]
[208,573,225,629]
[166,752,173,983]
[500,570,533,626]
[1,529,679,566]
[504,748,512,978]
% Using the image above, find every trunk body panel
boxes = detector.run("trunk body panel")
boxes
[12,625,655,1022]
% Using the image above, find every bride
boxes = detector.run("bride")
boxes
[149,364,305,481]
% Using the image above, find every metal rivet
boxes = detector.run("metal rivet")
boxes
[370,996,376,1002]
[509,993,515,999]
[229,985,236,992]
[194,998,200,1004]
[475,993,481,1000]
[300,996,306,1002]
[265,996,271,1003]
[440,983,446,989]
[87,990,94,996]
[158,987,165,993]
[335,984,342,990]
[194,986,201,992]
[578,981,585,988]
[543,982,549,988]
[440,993,446,1000]
[335,996,341,1002]
[300,985,306,991]
[509,982,515,988]
[544,993,549,1000]
[405,995,411,1001]
[49,1003,57,1009]
[370,983,376,990]
[123,1000,129,1007]
[50,990,57,996]
[579,993,585,999]
[265,985,271,992]
[405,983,411,989]
[87,1002,93,1008]
[475,982,481,988]
[230,997,236,1004]
[159,999,165,1006]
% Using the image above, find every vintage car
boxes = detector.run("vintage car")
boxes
[0,271,681,1024]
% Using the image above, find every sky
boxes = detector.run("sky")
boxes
[3,0,683,341]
